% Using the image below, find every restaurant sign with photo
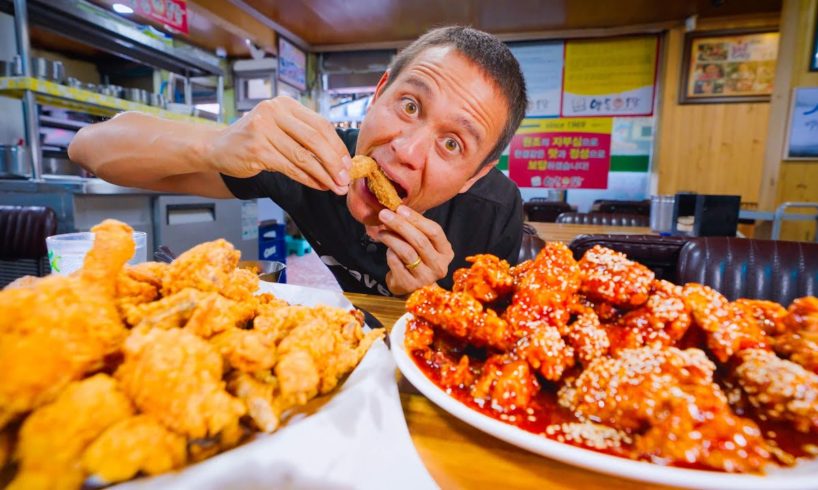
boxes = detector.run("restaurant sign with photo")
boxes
[509,117,612,190]
[680,29,778,104]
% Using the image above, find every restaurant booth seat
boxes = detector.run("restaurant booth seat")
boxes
[518,222,545,262]
[0,205,58,287]
[523,199,574,223]
[678,237,818,305]
[556,212,651,227]
[590,199,651,216]
[569,234,818,305]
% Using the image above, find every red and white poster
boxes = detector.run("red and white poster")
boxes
[509,118,612,190]
[134,0,189,35]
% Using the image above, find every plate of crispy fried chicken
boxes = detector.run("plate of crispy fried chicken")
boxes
[391,242,818,490]
[0,219,434,490]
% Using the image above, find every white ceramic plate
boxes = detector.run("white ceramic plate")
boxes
[390,312,818,490]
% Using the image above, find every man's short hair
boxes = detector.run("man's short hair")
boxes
[385,26,527,169]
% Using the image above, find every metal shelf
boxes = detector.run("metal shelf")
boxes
[0,0,223,77]
[39,115,89,131]
[0,77,224,126]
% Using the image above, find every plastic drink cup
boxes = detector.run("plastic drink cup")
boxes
[45,231,147,275]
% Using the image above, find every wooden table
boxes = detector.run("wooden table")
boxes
[526,222,654,244]
[344,293,673,490]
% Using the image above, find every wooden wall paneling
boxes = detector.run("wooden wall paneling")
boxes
[654,14,779,204]
[761,0,818,241]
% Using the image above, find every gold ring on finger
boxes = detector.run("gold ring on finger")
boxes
[405,257,422,271]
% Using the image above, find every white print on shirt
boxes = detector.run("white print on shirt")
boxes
[320,255,391,296]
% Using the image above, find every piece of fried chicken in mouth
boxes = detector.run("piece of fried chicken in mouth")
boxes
[350,155,404,210]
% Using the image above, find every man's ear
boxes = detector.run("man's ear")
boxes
[372,71,390,103]
[458,162,495,193]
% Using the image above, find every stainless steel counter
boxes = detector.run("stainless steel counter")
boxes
[0,176,167,195]
[0,177,258,265]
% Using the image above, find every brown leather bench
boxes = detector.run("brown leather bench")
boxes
[678,237,818,305]
[556,212,650,227]
[569,234,818,305]
[523,199,574,223]
[590,199,651,216]
[0,205,58,286]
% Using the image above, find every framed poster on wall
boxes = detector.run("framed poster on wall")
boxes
[784,86,818,159]
[278,36,307,92]
[679,28,779,104]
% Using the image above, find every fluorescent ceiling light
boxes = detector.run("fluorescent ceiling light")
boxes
[112,3,134,14]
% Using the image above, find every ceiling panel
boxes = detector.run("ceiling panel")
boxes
[242,0,782,48]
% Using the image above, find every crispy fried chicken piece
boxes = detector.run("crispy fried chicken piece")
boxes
[221,267,260,302]
[734,348,818,433]
[125,288,253,336]
[82,415,186,484]
[9,374,133,490]
[452,254,515,303]
[161,239,240,296]
[634,403,773,473]
[503,242,580,333]
[404,318,436,353]
[544,422,632,452]
[773,330,818,374]
[351,155,402,210]
[558,346,773,472]
[115,262,167,316]
[117,271,159,312]
[184,293,255,338]
[785,296,818,333]
[0,428,11,470]
[471,354,539,413]
[126,261,167,286]
[735,299,790,336]
[253,305,364,344]
[578,245,654,308]
[210,328,278,372]
[124,287,207,328]
[115,328,245,439]
[683,284,770,362]
[509,258,535,285]
[226,371,278,433]
[514,324,575,381]
[0,220,132,429]
[272,310,382,417]
[349,154,377,178]
[609,280,691,354]
[559,346,717,431]
[407,284,515,351]
[565,309,610,364]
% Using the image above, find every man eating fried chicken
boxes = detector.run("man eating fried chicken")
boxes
[69,26,527,297]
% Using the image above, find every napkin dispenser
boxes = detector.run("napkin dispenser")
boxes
[672,193,740,237]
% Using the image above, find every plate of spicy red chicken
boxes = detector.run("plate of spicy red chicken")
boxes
[390,242,818,490]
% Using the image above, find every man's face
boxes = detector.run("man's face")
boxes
[347,46,508,226]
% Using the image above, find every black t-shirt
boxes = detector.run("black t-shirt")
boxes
[221,129,523,296]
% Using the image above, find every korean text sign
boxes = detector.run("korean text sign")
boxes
[509,118,612,189]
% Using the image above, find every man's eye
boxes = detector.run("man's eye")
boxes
[444,138,460,152]
[402,99,418,115]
